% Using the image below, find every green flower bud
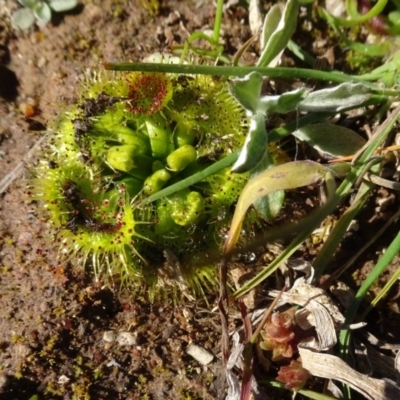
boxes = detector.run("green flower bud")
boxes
[114,126,151,154]
[155,199,178,234]
[107,145,140,172]
[166,145,197,172]
[174,123,197,147]
[145,113,174,159]
[152,160,165,172]
[143,168,171,195]
[107,145,152,179]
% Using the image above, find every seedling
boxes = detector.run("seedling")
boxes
[12,0,77,30]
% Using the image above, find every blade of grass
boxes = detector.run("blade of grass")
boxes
[265,380,338,399]
[321,196,400,289]
[361,252,400,319]
[213,0,224,44]
[312,104,400,278]
[340,229,400,353]
[312,180,374,280]
[104,62,400,96]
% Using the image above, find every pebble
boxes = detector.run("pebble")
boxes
[116,331,138,346]
[186,343,214,365]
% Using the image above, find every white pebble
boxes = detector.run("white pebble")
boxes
[186,344,214,366]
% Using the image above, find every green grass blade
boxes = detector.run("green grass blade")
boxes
[340,229,400,351]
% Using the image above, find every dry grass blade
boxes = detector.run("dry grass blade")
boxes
[299,347,400,400]
[0,134,48,194]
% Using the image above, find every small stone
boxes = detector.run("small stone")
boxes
[102,331,116,343]
[19,102,35,117]
[58,375,70,384]
[186,343,214,366]
[116,331,138,346]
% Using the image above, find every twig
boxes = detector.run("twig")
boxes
[0,134,48,195]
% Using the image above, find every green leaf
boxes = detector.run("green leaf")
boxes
[257,0,299,67]
[258,87,308,114]
[292,123,366,158]
[33,2,52,23]
[229,72,263,115]
[250,152,284,220]
[11,8,36,30]
[232,112,268,172]
[224,160,328,254]
[48,0,78,12]
[298,82,372,112]
[18,0,37,8]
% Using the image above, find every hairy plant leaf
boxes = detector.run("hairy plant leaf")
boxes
[11,8,35,30]
[258,87,308,114]
[49,0,78,12]
[33,2,52,22]
[228,72,263,115]
[250,151,284,220]
[292,123,366,158]
[224,161,327,254]
[257,0,299,67]
[232,112,268,172]
[298,82,372,112]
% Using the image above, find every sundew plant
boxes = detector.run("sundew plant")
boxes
[30,66,251,298]
[29,0,400,304]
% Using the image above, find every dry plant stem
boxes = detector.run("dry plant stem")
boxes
[299,347,400,400]
[0,134,48,194]
[351,105,400,167]
[219,257,230,365]
[363,172,400,190]
[251,285,287,343]
[239,299,253,400]
[329,144,400,163]
[329,207,400,283]
[319,189,398,289]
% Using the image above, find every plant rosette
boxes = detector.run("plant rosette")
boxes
[30,68,250,299]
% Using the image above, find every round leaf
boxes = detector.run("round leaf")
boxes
[49,0,78,12]
[11,8,36,30]
[34,2,52,23]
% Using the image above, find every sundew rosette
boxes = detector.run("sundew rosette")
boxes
[31,69,249,299]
